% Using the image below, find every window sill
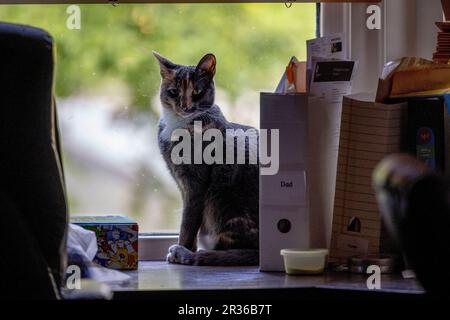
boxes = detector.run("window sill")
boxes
[108,261,425,300]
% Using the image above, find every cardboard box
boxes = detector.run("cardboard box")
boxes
[71,215,139,270]
[329,94,407,264]
[259,92,351,271]
[259,93,310,271]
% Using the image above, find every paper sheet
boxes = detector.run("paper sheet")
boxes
[309,59,357,104]
[305,35,356,248]
[306,33,347,70]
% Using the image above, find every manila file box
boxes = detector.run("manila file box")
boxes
[329,94,407,264]
[260,93,310,271]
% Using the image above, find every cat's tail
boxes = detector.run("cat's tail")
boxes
[168,245,259,266]
[192,249,259,266]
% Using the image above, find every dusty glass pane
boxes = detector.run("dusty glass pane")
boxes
[0,3,316,232]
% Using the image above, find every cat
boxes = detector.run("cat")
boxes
[153,51,259,266]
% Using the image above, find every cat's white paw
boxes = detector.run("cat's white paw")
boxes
[167,245,195,265]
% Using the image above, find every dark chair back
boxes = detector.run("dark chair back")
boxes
[0,22,67,299]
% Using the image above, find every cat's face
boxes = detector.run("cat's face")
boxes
[153,52,216,118]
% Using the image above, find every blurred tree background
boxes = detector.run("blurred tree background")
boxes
[0,3,316,231]
[0,3,316,110]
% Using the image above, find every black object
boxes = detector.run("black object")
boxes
[373,154,450,296]
[0,22,67,299]
[407,97,446,171]
[277,219,291,234]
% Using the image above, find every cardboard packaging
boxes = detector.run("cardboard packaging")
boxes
[71,215,139,270]
[259,93,310,271]
[329,94,407,264]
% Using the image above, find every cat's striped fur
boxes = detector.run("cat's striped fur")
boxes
[153,52,259,266]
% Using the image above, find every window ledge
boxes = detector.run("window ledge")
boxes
[108,261,425,300]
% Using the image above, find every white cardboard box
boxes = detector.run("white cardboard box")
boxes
[259,93,310,271]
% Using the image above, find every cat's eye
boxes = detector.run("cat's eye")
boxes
[193,88,202,95]
[167,88,178,97]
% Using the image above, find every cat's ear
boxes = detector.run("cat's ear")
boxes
[152,51,177,78]
[195,53,216,78]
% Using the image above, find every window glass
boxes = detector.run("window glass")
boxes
[0,3,316,232]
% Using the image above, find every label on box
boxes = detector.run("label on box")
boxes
[336,234,369,256]
[260,170,307,206]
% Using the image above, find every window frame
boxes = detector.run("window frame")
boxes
[0,0,382,3]
[322,0,442,94]
[139,233,178,261]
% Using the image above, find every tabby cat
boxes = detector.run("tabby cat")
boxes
[153,51,259,266]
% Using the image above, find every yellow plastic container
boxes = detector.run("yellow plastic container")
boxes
[280,249,329,275]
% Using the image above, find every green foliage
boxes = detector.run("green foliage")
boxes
[0,3,316,110]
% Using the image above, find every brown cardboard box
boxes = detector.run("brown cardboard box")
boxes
[329,94,407,264]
